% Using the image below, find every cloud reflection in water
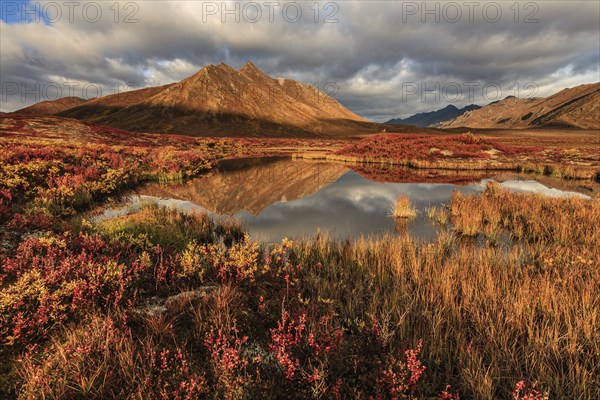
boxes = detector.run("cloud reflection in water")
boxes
[96,169,592,243]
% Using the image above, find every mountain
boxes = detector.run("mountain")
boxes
[56,62,377,137]
[386,104,481,127]
[440,83,600,129]
[16,96,87,116]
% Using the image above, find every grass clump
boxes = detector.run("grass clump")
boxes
[392,195,417,219]
[426,205,450,225]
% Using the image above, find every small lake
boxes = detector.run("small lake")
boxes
[95,158,597,242]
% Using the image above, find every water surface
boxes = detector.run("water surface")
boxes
[95,158,595,242]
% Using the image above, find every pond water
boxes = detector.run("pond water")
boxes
[95,158,596,242]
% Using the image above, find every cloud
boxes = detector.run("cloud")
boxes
[1,0,599,121]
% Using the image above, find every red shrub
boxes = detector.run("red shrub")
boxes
[269,310,306,380]
[512,380,549,400]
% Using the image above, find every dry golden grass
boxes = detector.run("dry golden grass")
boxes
[426,206,451,227]
[295,234,598,398]
[392,195,418,219]
[451,182,600,246]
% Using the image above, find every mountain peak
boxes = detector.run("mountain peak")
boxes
[188,62,235,80]
[240,61,260,72]
[208,62,235,72]
[239,61,271,82]
[239,61,269,78]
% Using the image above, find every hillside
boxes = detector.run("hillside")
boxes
[56,62,378,137]
[441,83,600,129]
[386,104,481,127]
[0,114,199,147]
[15,96,87,116]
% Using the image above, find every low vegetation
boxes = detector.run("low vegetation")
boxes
[426,206,450,226]
[1,122,598,399]
[334,133,600,180]
[351,164,487,185]
[1,183,597,398]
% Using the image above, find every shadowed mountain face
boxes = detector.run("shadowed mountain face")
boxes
[55,62,380,137]
[386,104,481,127]
[136,158,349,215]
[16,97,87,116]
[441,83,600,129]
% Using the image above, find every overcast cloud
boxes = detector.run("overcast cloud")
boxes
[1,0,599,121]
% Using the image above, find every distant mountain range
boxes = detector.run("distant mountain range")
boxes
[440,83,600,129]
[385,104,481,127]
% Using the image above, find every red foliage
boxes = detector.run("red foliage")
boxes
[337,134,494,162]
[375,339,426,398]
[512,380,548,400]
[150,347,207,400]
[0,231,181,345]
[269,310,307,380]
[203,322,250,399]
[438,385,460,399]
[337,133,549,166]
[307,314,343,357]
[489,141,543,155]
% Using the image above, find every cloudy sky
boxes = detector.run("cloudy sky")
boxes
[1,0,599,121]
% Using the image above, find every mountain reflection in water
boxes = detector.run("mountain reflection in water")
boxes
[97,158,595,242]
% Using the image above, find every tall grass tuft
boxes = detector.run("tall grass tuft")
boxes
[393,195,417,219]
